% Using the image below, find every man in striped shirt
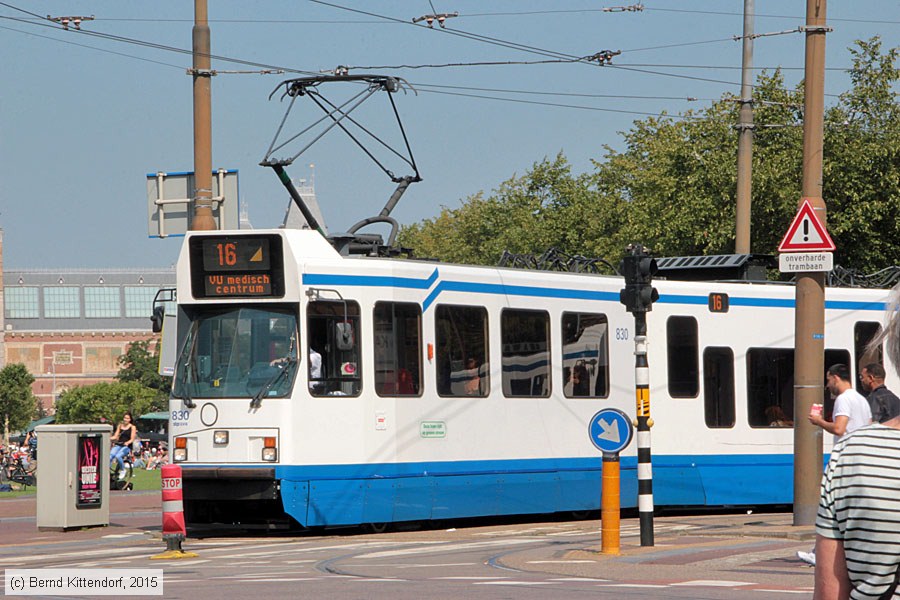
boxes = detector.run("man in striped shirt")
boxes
[815,414,900,599]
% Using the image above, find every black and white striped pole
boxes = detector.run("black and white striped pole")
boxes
[619,243,659,547]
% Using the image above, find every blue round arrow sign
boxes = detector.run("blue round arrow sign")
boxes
[589,408,634,454]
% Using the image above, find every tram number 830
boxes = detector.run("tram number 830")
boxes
[615,327,629,341]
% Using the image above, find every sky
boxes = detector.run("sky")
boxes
[1,1,897,269]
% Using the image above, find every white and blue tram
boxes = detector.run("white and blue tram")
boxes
[165,229,894,527]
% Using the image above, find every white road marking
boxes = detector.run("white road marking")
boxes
[433,576,509,580]
[283,559,317,564]
[359,538,539,559]
[344,562,477,569]
[752,590,815,595]
[528,560,597,564]
[598,584,670,588]
[0,545,140,563]
[672,580,752,587]
[228,578,320,582]
[475,581,554,586]
[550,577,611,582]
[215,572,294,579]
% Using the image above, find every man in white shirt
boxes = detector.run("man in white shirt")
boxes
[798,363,873,568]
[809,363,872,443]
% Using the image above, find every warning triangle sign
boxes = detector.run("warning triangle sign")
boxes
[778,199,836,252]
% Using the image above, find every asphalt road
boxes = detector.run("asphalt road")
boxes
[0,496,816,599]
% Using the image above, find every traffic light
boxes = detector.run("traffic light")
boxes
[619,244,659,313]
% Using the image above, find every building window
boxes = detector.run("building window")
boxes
[502,309,550,398]
[374,302,422,397]
[85,287,121,318]
[44,287,80,318]
[667,316,699,398]
[435,305,489,397]
[4,287,39,318]
[124,287,159,318]
[562,312,609,398]
[704,347,735,428]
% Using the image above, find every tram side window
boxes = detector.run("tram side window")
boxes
[854,321,882,395]
[746,348,850,427]
[435,305,489,397]
[667,316,698,398]
[374,302,422,397]
[562,312,609,398]
[307,300,362,397]
[502,309,551,398]
[703,347,734,428]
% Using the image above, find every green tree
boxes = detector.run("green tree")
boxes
[399,38,898,272]
[54,381,164,425]
[399,154,601,263]
[116,340,172,397]
[822,38,900,272]
[591,69,806,260]
[0,363,38,443]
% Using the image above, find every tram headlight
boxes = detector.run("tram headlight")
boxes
[262,436,277,462]
[214,430,229,445]
[174,437,187,462]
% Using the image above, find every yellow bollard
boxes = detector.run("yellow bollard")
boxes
[601,453,621,555]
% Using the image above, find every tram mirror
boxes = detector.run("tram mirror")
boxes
[151,306,165,333]
[335,322,354,351]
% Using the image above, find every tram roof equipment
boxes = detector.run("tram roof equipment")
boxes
[260,74,421,257]
[655,254,776,282]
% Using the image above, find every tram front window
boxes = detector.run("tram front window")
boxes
[173,306,299,400]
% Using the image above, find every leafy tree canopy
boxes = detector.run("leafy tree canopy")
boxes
[116,340,172,397]
[54,381,164,426]
[0,363,38,442]
[399,38,899,272]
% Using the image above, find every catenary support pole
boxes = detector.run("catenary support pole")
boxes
[190,0,216,231]
[793,0,828,527]
[734,0,755,254]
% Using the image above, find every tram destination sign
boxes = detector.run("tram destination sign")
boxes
[189,234,285,299]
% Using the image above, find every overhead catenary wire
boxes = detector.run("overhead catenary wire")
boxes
[413,87,706,120]
[0,1,856,116]
[304,0,844,99]
[0,23,185,70]
[7,7,893,26]
[0,3,319,76]
[409,81,713,102]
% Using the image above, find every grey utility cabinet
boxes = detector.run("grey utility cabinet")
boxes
[35,424,112,531]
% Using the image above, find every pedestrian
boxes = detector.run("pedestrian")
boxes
[813,304,900,598]
[809,364,872,444]
[24,429,37,461]
[860,362,900,423]
[799,364,873,568]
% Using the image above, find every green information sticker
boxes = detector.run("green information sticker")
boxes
[420,421,446,438]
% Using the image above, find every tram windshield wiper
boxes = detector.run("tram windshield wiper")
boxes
[174,327,199,409]
[250,357,297,409]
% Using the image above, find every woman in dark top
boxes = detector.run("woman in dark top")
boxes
[110,412,137,476]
